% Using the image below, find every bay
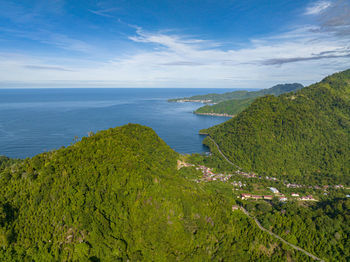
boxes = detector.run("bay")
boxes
[0,88,235,158]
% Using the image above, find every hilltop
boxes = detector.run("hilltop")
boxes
[202,69,350,184]
[0,124,300,261]
[195,97,255,117]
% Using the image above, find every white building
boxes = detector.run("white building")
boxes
[269,187,279,194]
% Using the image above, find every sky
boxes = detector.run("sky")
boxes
[0,0,349,88]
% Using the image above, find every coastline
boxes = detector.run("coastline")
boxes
[195,112,234,118]
[168,99,214,103]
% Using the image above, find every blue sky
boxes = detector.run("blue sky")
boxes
[0,0,349,88]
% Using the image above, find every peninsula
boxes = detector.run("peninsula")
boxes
[169,83,304,116]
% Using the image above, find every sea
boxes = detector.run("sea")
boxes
[0,88,235,159]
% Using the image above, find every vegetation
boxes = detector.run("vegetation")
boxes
[186,150,350,262]
[169,83,303,103]
[0,156,18,171]
[202,69,350,185]
[195,97,255,116]
[185,151,350,262]
[242,198,350,261]
[194,83,303,116]
[0,124,305,261]
[1,70,349,261]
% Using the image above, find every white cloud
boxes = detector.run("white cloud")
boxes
[305,1,332,15]
[88,8,119,18]
[0,27,95,53]
[0,25,349,88]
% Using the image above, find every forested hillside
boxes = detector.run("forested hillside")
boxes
[195,97,255,116]
[203,69,350,184]
[0,124,303,261]
[169,83,303,103]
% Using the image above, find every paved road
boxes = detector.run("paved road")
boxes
[207,135,325,261]
[207,136,242,170]
[240,207,324,261]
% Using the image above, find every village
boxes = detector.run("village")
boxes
[239,188,316,202]
[178,160,347,202]
[175,99,214,103]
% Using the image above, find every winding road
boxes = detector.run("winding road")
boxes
[207,136,242,170]
[240,207,324,261]
[207,135,325,261]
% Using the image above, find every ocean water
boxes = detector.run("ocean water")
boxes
[0,88,234,159]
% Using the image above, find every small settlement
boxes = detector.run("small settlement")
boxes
[183,162,322,202]
[196,165,232,182]
[178,159,349,202]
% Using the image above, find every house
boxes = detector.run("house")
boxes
[279,197,288,202]
[232,205,240,211]
[269,187,279,194]
[300,195,315,201]
[263,195,273,200]
[291,193,299,197]
[252,195,263,200]
[241,193,251,200]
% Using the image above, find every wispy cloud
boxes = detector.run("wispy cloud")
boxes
[317,0,350,36]
[24,65,73,72]
[305,1,332,15]
[88,8,119,18]
[128,27,212,54]
[262,53,350,65]
[1,24,349,88]
[161,61,205,66]
[124,26,350,69]
[1,1,350,89]
[0,27,95,53]
[45,33,94,53]
[0,0,65,24]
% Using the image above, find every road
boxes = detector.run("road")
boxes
[207,136,242,170]
[240,207,324,261]
[207,135,325,261]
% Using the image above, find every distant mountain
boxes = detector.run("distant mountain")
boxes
[194,84,303,116]
[194,83,304,116]
[202,70,350,184]
[195,97,255,116]
[0,124,293,261]
[168,83,304,104]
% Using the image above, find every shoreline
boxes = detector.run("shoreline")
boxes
[195,112,234,117]
[168,99,214,103]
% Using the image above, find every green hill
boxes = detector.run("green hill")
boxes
[169,83,303,104]
[195,97,256,116]
[194,83,304,116]
[0,124,297,261]
[203,70,350,184]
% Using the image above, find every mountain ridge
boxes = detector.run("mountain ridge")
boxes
[168,83,303,104]
[202,69,350,184]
